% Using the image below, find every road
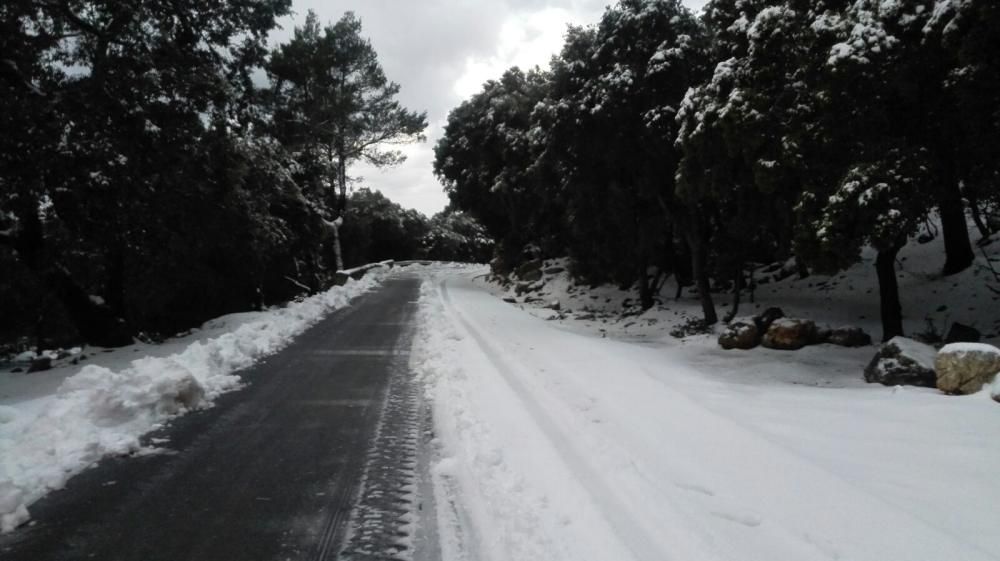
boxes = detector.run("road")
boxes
[0,275,433,561]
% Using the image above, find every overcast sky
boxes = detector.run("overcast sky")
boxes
[270,0,709,216]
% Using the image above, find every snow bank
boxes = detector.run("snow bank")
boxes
[0,268,387,533]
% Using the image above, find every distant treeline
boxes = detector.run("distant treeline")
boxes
[435,0,999,341]
[0,3,488,352]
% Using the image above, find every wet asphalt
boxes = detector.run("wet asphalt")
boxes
[0,276,425,561]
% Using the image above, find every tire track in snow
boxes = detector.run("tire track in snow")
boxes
[436,280,669,561]
[432,274,1000,561]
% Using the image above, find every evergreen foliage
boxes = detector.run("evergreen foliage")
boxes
[435,0,999,341]
[0,4,470,352]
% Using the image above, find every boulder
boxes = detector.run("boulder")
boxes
[753,307,785,333]
[490,256,510,276]
[761,318,816,350]
[935,343,1000,395]
[515,282,536,296]
[27,357,52,373]
[864,337,937,387]
[718,321,759,350]
[826,326,872,347]
[944,322,981,344]
[516,259,543,281]
[545,300,561,311]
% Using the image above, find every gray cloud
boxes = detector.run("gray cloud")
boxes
[273,0,708,216]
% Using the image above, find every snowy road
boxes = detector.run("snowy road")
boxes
[0,276,432,561]
[3,265,998,561]
[413,269,1000,561]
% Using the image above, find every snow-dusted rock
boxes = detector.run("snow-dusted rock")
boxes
[864,337,937,388]
[762,318,817,350]
[826,326,872,347]
[516,259,543,281]
[543,266,565,275]
[26,357,52,373]
[753,307,785,332]
[718,320,759,350]
[935,343,1000,395]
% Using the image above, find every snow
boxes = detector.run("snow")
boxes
[887,336,937,370]
[939,342,1000,356]
[411,232,1000,560]
[0,267,388,533]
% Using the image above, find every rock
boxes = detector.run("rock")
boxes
[516,259,543,281]
[753,307,785,333]
[944,322,981,344]
[864,336,937,387]
[519,268,543,282]
[826,326,872,347]
[10,368,23,373]
[502,297,517,304]
[515,282,533,296]
[718,321,759,350]
[576,313,596,321]
[543,266,565,275]
[27,357,52,373]
[761,318,816,350]
[545,300,561,311]
[935,343,1000,395]
[490,256,511,276]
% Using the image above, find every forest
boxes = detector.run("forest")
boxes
[0,3,490,352]
[434,0,999,342]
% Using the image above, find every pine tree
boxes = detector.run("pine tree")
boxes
[268,11,426,271]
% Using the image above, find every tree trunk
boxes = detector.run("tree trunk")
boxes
[330,140,348,273]
[331,217,344,272]
[968,196,992,240]
[672,230,692,301]
[685,210,717,325]
[795,257,810,279]
[105,243,126,319]
[938,187,974,276]
[637,259,654,311]
[723,265,742,324]
[5,206,133,347]
[875,244,905,342]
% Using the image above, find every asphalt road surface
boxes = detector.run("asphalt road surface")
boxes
[0,275,433,561]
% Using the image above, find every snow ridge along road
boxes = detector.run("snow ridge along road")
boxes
[414,269,999,561]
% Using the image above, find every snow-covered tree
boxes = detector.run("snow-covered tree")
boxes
[434,67,557,272]
[537,0,710,312]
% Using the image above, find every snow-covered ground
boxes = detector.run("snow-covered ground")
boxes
[412,250,1000,560]
[0,267,388,533]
